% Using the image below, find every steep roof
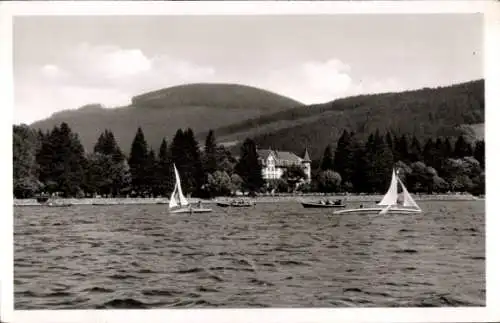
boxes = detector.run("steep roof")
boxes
[274,151,302,163]
[257,149,275,160]
[302,148,311,162]
[257,149,303,164]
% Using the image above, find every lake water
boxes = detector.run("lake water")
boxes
[14,200,485,309]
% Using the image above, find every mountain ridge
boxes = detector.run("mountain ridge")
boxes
[220,79,484,160]
[28,79,484,161]
[29,83,304,152]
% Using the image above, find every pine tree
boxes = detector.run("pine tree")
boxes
[474,139,485,169]
[204,129,217,175]
[157,138,173,195]
[361,130,394,193]
[128,127,149,196]
[13,125,42,198]
[91,129,128,196]
[375,130,394,192]
[333,130,352,182]
[144,149,158,196]
[342,132,360,190]
[409,136,422,162]
[453,135,473,158]
[235,138,264,193]
[423,138,436,168]
[395,134,410,163]
[94,129,123,162]
[36,123,86,197]
[352,134,374,193]
[169,128,204,195]
[320,144,334,171]
[385,131,394,153]
[184,128,205,195]
[169,129,186,169]
[433,137,447,173]
[443,137,453,159]
[66,130,87,197]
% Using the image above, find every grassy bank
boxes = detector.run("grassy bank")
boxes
[13,193,482,207]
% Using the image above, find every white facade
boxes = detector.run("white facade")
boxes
[262,154,284,180]
[258,149,311,183]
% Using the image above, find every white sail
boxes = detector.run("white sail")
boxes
[169,185,179,208]
[334,167,422,215]
[169,164,189,209]
[377,169,399,206]
[398,177,420,210]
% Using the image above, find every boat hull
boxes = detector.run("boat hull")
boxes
[333,207,421,215]
[302,202,346,208]
[170,207,213,214]
[217,201,255,208]
[216,202,231,207]
[36,196,49,203]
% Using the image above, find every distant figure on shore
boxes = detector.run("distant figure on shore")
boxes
[197,201,202,208]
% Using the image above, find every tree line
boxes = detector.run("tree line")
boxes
[313,130,484,195]
[248,79,484,161]
[13,123,262,198]
[13,123,484,199]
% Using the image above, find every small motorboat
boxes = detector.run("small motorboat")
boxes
[230,199,256,207]
[216,199,255,208]
[216,201,232,207]
[36,195,49,203]
[301,199,346,208]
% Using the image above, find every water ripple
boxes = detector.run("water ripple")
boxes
[14,201,485,308]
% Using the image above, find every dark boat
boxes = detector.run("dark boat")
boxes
[35,195,72,207]
[216,199,256,208]
[301,199,346,208]
[36,196,49,203]
[216,201,231,207]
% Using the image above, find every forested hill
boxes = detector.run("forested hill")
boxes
[215,79,484,160]
[30,83,304,153]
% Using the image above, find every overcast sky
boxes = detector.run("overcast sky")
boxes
[13,14,483,124]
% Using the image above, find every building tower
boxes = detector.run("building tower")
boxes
[302,148,312,183]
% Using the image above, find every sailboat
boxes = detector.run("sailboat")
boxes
[333,168,422,215]
[169,164,212,214]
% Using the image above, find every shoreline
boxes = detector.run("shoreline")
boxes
[13,193,483,207]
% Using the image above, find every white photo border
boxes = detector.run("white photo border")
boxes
[1,1,499,323]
